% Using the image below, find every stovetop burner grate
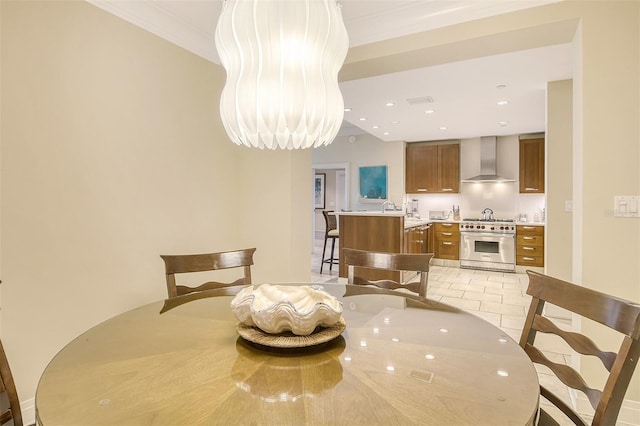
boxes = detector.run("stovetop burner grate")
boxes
[462,218,514,223]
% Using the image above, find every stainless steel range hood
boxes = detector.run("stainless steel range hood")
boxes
[461,136,515,183]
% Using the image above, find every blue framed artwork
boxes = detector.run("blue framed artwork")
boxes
[359,165,388,201]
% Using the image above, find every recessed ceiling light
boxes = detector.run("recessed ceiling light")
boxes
[385,102,395,107]
[344,107,352,112]
[372,125,380,129]
[383,132,390,135]
[497,84,507,89]
[439,126,448,130]
[391,121,399,124]
[424,109,435,114]
[498,121,509,126]
[359,117,366,121]
[497,100,510,106]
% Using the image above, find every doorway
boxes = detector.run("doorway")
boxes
[311,162,350,243]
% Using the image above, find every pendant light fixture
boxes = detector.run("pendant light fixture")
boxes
[215,0,349,149]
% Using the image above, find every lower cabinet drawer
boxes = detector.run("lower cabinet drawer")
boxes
[516,245,543,256]
[437,241,459,260]
[516,254,544,267]
[516,235,543,246]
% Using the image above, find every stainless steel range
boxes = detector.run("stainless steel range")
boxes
[459,213,516,273]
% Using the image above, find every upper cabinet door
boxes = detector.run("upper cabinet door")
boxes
[438,144,459,193]
[406,144,438,193]
[406,143,459,194]
[519,138,545,193]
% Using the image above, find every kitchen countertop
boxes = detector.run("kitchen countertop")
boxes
[336,211,546,228]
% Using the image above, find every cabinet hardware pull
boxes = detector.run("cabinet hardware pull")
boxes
[442,188,453,192]
[523,237,535,240]
[443,242,453,246]
[525,188,538,191]
[442,223,452,227]
[523,226,535,230]
[523,257,535,261]
[523,247,534,251]
[442,232,452,236]
[417,189,427,192]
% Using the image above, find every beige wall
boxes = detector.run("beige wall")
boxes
[0,0,310,413]
[546,79,573,282]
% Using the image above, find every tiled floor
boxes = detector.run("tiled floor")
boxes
[310,238,589,426]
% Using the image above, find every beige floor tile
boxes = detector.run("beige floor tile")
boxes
[427,273,446,282]
[462,290,502,303]
[449,276,472,284]
[427,280,452,289]
[440,296,481,311]
[449,282,487,293]
[480,280,504,289]
[502,294,533,306]
[428,287,465,298]
[467,275,489,282]
[469,310,501,327]
[480,300,526,316]
[503,281,527,290]
[484,287,524,297]
[501,314,526,330]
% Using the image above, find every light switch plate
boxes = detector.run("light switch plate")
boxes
[614,196,640,217]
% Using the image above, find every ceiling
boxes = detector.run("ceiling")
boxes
[88,0,572,142]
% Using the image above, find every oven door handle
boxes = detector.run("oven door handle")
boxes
[462,232,514,239]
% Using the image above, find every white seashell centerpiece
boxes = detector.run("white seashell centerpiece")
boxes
[230,284,343,336]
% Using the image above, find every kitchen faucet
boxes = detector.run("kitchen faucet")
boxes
[382,200,396,212]
[481,208,494,221]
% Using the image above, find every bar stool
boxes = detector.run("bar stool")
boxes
[320,210,339,273]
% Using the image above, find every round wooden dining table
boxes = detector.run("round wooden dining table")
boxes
[36,284,539,425]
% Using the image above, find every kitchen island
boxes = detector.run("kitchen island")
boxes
[337,211,433,280]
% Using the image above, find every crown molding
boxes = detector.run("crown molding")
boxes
[86,0,221,63]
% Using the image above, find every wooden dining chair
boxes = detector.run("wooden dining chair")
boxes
[343,248,433,297]
[160,248,256,299]
[0,339,22,426]
[520,271,640,426]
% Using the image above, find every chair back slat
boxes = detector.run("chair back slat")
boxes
[343,248,433,297]
[532,315,617,371]
[520,271,640,426]
[161,248,256,298]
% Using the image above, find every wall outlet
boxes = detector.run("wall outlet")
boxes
[564,200,573,212]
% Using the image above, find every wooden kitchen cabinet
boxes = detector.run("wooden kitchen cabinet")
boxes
[519,138,545,193]
[516,225,544,267]
[434,222,460,260]
[406,142,459,194]
[404,225,430,254]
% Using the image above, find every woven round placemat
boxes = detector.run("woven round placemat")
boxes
[236,317,346,348]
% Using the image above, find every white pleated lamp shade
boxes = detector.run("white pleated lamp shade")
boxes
[215,0,349,149]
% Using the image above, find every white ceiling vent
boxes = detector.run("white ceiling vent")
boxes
[405,96,434,105]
